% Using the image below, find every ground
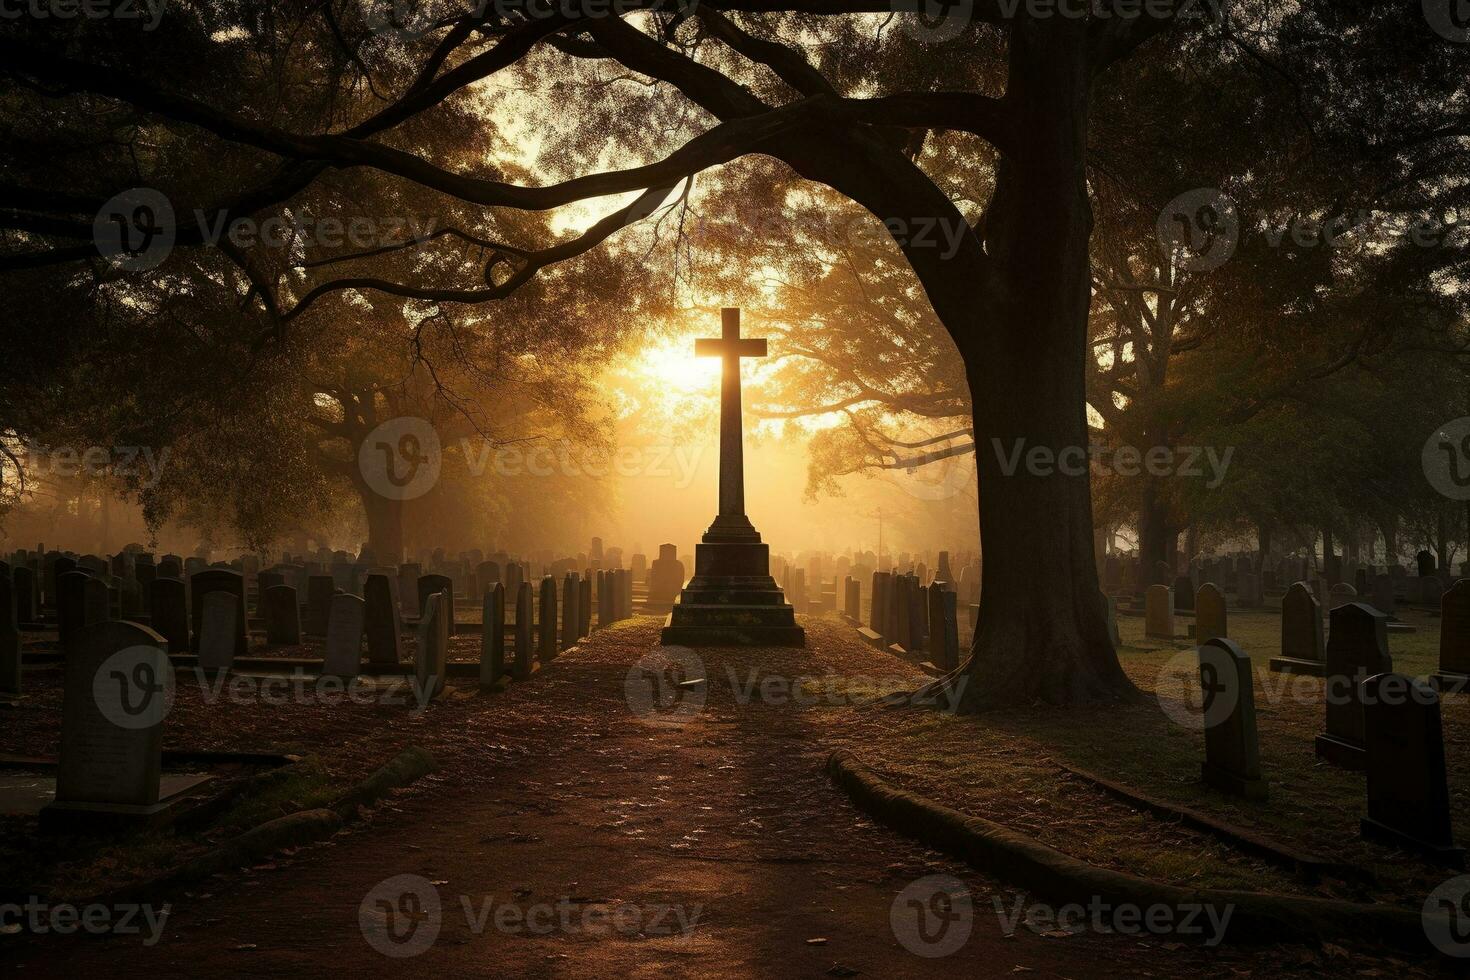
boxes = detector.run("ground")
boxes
[0,612,1448,975]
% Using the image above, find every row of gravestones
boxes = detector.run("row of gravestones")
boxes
[853,571,961,672]
[1102,548,1462,600]
[1193,599,1466,866]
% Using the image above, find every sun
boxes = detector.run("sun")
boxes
[635,336,723,395]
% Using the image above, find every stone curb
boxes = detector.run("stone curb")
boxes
[826,750,1442,955]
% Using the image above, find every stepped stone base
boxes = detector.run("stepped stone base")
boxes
[659,539,805,648]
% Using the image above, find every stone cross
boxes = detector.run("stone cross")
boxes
[695,307,767,538]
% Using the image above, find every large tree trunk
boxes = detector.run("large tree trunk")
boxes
[359,485,404,565]
[952,21,1136,708]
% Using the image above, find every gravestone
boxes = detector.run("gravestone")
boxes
[398,564,422,619]
[648,544,684,605]
[539,576,558,663]
[1195,583,1227,644]
[364,574,402,665]
[1173,576,1196,612]
[1197,638,1267,800]
[562,574,579,650]
[305,575,336,636]
[870,572,890,636]
[1315,602,1392,770]
[255,570,284,613]
[418,574,455,634]
[323,593,366,678]
[1431,579,1470,692]
[197,591,239,675]
[42,621,169,831]
[263,584,301,646]
[0,575,18,695]
[578,576,591,638]
[513,581,534,681]
[1372,573,1396,617]
[190,569,247,658]
[57,570,100,654]
[415,592,448,700]
[480,583,506,691]
[1359,673,1463,868]
[1418,549,1436,578]
[596,570,613,628]
[157,555,182,580]
[1236,571,1262,608]
[1418,575,1445,609]
[476,561,500,593]
[926,586,960,671]
[1144,584,1174,639]
[1269,582,1325,676]
[13,565,37,624]
[147,577,189,652]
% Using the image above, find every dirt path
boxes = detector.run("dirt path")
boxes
[5,619,1311,977]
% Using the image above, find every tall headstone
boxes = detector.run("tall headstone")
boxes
[647,544,684,606]
[1144,584,1174,639]
[1195,583,1227,644]
[305,574,336,636]
[539,576,558,663]
[480,583,506,691]
[513,581,534,681]
[1269,582,1325,675]
[578,576,591,638]
[561,574,580,650]
[42,621,169,830]
[197,590,239,675]
[1431,579,1470,692]
[398,563,422,619]
[57,570,103,654]
[147,577,189,652]
[363,574,402,665]
[1315,602,1392,770]
[415,591,448,700]
[264,584,301,646]
[323,593,366,678]
[1197,638,1267,800]
[190,569,247,658]
[417,574,454,634]
[1359,673,1463,867]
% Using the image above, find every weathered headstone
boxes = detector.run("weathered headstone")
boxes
[926,586,960,671]
[147,577,189,653]
[1144,584,1174,639]
[398,563,422,619]
[42,621,169,831]
[1195,583,1227,644]
[417,574,454,634]
[578,576,591,638]
[513,581,534,680]
[561,574,579,650]
[539,576,558,663]
[1418,549,1436,578]
[480,583,506,691]
[1315,602,1392,770]
[57,570,105,654]
[190,569,247,658]
[1197,638,1267,800]
[1431,579,1470,692]
[1269,582,1325,675]
[1359,673,1463,867]
[647,543,685,606]
[322,593,365,678]
[197,591,239,675]
[263,584,301,646]
[363,574,401,665]
[415,591,448,700]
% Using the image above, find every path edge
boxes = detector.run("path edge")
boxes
[826,749,1442,956]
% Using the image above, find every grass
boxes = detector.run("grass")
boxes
[842,596,1465,908]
